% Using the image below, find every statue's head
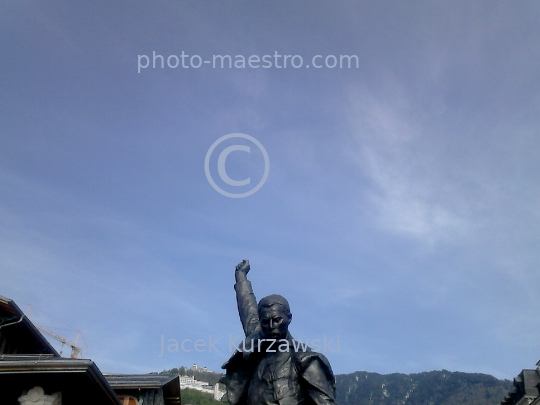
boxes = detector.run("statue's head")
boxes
[258,294,292,340]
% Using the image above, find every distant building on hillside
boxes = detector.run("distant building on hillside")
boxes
[191,363,206,371]
[179,374,225,400]
[500,360,540,405]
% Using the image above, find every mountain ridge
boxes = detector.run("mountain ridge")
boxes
[163,366,511,405]
[335,369,511,405]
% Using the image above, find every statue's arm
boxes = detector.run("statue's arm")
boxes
[297,353,338,405]
[306,384,337,405]
[234,260,261,336]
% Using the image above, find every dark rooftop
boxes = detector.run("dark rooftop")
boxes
[0,355,122,405]
[0,295,60,357]
[106,373,181,405]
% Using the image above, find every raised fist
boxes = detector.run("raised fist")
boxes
[235,259,250,275]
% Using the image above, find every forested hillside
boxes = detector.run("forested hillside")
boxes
[164,366,511,405]
[336,370,511,405]
[180,388,223,405]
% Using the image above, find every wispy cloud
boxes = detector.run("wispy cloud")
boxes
[345,90,469,244]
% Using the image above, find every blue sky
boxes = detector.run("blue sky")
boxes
[1,1,540,380]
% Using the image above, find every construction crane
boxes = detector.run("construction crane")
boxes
[35,325,83,359]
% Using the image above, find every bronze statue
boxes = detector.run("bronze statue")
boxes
[220,260,338,405]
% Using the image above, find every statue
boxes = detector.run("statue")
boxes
[220,260,338,405]
[19,386,62,405]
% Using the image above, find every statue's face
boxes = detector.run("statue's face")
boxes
[259,305,291,340]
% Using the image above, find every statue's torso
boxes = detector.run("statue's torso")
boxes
[247,350,304,405]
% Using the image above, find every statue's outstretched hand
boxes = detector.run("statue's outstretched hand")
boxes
[235,259,250,276]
